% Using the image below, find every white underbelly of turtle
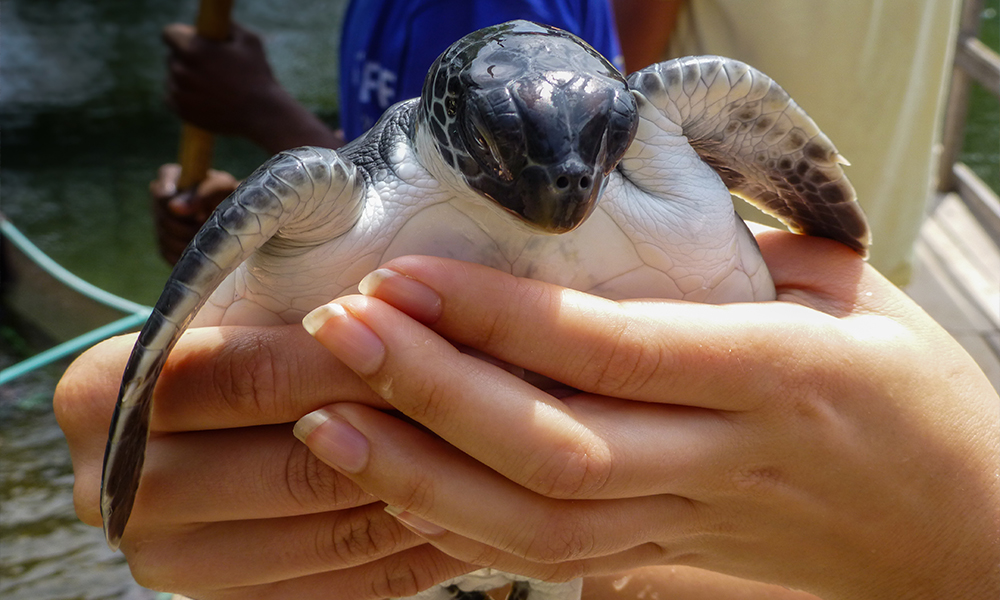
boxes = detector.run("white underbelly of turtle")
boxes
[195,192,752,329]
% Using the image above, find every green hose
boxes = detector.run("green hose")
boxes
[0,217,153,385]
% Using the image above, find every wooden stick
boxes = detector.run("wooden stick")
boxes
[176,0,235,190]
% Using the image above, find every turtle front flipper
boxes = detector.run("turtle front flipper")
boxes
[626,56,870,256]
[100,146,363,550]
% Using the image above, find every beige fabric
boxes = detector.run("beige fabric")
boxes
[664,0,961,283]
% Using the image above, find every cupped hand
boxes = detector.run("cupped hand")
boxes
[162,22,344,153]
[150,163,238,264]
[54,325,476,599]
[296,230,1000,600]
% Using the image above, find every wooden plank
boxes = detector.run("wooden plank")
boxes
[953,162,1000,246]
[935,0,998,191]
[956,35,1000,97]
[935,191,1000,278]
[911,241,1000,389]
[919,193,1000,330]
[937,68,972,191]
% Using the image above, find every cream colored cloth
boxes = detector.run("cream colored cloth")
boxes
[665,0,961,283]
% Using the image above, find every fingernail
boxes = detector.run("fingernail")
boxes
[359,269,442,323]
[302,303,385,375]
[294,408,369,474]
[384,505,447,536]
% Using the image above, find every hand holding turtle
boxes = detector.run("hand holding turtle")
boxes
[54,326,480,599]
[51,302,811,600]
[296,235,1000,600]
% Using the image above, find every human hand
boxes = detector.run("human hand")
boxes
[150,163,238,264]
[54,326,476,599]
[162,22,345,153]
[296,230,1000,600]
[162,22,284,141]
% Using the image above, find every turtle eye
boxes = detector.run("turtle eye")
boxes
[472,127,490,152]
[466,115,512,181]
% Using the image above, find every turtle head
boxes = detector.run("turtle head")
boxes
[417,20,637,233]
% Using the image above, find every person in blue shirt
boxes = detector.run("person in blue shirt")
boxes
[338,0,622,139]
[152,0,622,262]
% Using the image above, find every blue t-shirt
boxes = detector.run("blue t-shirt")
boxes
[338,0,623,140]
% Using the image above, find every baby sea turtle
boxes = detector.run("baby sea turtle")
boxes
[101,20,869,600]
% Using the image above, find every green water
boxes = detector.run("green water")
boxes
[0,1,997,598]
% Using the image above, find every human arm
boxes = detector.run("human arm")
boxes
[53,326,475,599]
[295,229,1000,600]
[613,0,685,72]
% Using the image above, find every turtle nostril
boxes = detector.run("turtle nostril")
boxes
[555,175,592,191]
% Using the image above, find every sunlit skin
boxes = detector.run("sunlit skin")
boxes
[56,227,999,600]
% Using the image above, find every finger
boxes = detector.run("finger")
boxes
[56,340,136,525]
[303,295,750,499]
[161,170,235,219]
[211,546,474,600]
[162,325,391,430]
[167,62,216,119]
[123,503,424,591]
[355,256,854,411]
[71,425,371,528]
[162,21,221,63]
[296,403,700,562]
[56,325,385,529]
[750,227,881,315]
[395,526,669,584]
[150,163,181,198]
[227,22,258,47]
[57,326,388,438]
[193,169,239,217]
[303,295,613,495]
[131,426,375,525]
[161,23,196,55]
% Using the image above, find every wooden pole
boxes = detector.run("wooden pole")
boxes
[176,0,235,191]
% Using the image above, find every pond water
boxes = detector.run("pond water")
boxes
[1,1,997,599]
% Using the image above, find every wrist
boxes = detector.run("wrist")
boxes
[245,87,343,153]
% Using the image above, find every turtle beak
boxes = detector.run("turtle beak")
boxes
[516,154,605,233]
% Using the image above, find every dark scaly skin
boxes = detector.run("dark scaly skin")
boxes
[101,146,363,547]
[417,21,637,232]
[629,57,869,255]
